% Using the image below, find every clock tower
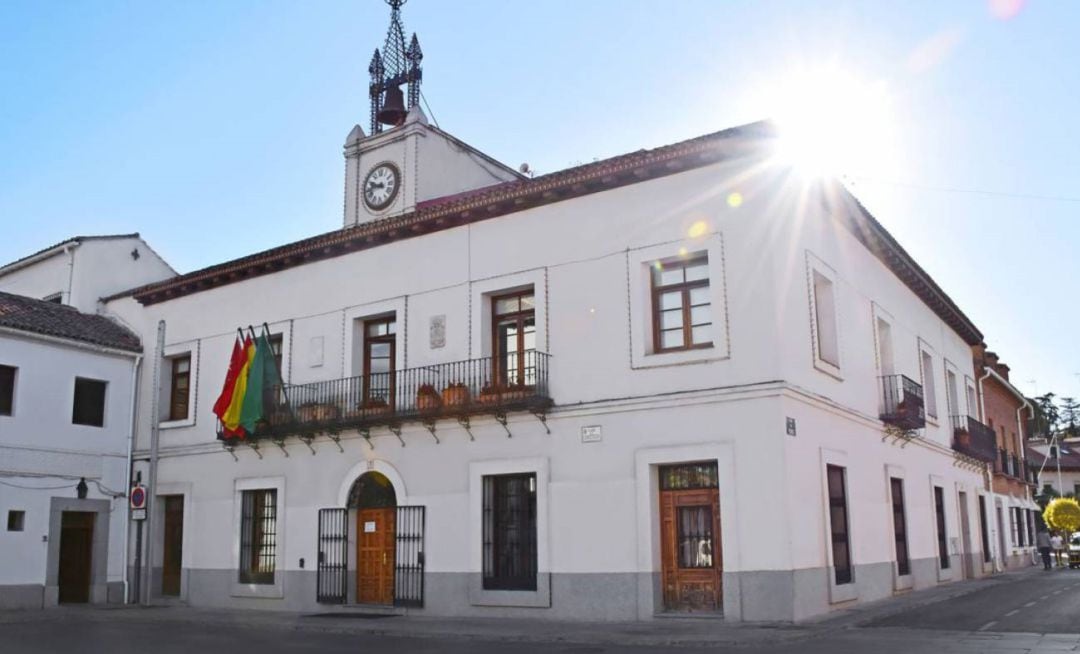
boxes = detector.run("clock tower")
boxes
[342,0,522,228]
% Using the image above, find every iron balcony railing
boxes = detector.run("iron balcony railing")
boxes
[950,415,997,463]
[219,350,551,441]
[880,374,926,431]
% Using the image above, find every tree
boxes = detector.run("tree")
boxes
[1060,397,1080,438]
[1033,393,1061,439]
[1043,497,1080,534]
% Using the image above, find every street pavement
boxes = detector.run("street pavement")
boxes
[3,567,1080,653]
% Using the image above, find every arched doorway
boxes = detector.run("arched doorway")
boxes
[348,472,396,604]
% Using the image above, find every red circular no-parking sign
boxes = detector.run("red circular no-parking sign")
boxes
[130,485,146,510]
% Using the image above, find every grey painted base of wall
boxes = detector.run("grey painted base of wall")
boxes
[164,560,992,623]
[0,582,125,610]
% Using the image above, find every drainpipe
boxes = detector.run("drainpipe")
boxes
[141,320,165,605]
[121,353,142,604]
[63,244,76,306]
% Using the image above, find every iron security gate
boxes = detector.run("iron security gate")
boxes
[317,508,348,603]
[394,505,425,607]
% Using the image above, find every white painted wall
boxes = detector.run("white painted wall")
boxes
[104,143,991,620]
[0,332,137,590]
[0,236,175,313]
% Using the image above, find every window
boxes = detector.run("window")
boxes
[890,478,910,576]
[492,290,536,387]
[482,473,537,590]
[875,318,893,376]
[0,364,14,416]
[268,334,283,377]
[651,255,711,353]
[239,489,277,584]
[1009,506,1018,547]
[945,370,960,416]
[72,377,107,427]
[168,355,191,421]
[920,352,938,419]
[978,495,991,563]
[363,317,396,405]
[6,510,24,532]
[1016,508,1026,546]
[826,465,852,585]
[813,271,839,366]
[934,486,949,569]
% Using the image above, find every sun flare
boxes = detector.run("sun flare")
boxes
[764,65,898,179]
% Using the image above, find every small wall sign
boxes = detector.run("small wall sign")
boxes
[364,521,377,533]
[581,425,602,443]
[429,315,446,349]
[786,417,797,437]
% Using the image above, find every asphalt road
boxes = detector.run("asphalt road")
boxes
[4,570,1080,654]
[866,566,1080,634]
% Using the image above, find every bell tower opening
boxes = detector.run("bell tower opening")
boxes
[369,0,422,134]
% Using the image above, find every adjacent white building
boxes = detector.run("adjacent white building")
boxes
[0,233,175,313]
[0,292,142,608]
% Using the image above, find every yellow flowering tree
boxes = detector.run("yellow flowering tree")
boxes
[1043,497,1080,534]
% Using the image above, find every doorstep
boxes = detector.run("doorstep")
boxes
[306,603,407,618]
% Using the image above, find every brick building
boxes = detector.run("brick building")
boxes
[973,346,1039,569]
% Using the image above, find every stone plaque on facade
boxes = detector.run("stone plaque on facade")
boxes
[430,315,446,349]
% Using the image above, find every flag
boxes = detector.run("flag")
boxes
[212,337,246,431]
[221,336,255,434]
[239,332,282,434]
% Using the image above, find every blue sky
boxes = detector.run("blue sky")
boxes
[1,0,1077,397]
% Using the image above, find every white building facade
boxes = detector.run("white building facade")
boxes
[97,105,1002,621]
[0,293,142,609]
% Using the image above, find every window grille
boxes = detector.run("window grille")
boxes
[482,473,537,591]
[890,478,910,576]
[827,465,853,584]
[239,489,277,584]
[934,486,950,569]
[316,508,348,603]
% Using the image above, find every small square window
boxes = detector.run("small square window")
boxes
[72,377,107,427]
[7,510,25,532]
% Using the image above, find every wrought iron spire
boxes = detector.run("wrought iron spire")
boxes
[369,0,423,134]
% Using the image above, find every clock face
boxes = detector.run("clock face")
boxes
[363,163,400,211]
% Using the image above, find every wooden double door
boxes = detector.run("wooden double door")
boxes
[356,507,395,604]
[660,485,722,612]
[58,511,95,604]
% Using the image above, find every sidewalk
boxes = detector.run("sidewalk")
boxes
[0,566,1044,649]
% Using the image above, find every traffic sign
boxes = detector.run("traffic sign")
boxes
[130,484,146,511]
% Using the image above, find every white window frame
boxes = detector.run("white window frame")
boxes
[470,269,548,362]
[231,476,286,599]
[943,360,961,419]
[807,253,842,379]
[627,236,730,369]
[820,448,857,603]
[159,340,199,429]
[930,474,954,582]
[918,341,939,424]
[885,464,913,591]
[468,456,550,608]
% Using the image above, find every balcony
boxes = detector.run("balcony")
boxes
[220,350,552,444]
[950,415,997,463]
[880,374,926,431]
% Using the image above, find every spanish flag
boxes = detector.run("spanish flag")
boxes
[217,336,255,435]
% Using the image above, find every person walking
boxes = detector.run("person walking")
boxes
[1037,529,1053,570]
[1051,533,1065,567]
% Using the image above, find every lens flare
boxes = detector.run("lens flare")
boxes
[727,192,743,208]
[688,220,709,238]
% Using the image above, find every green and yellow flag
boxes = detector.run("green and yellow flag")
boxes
[239,332,282,433]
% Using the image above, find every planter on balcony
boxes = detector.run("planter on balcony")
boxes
[361,398,391,416]
[442,383,470,407]
[416,384,442,411]
[297,402,340,423]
